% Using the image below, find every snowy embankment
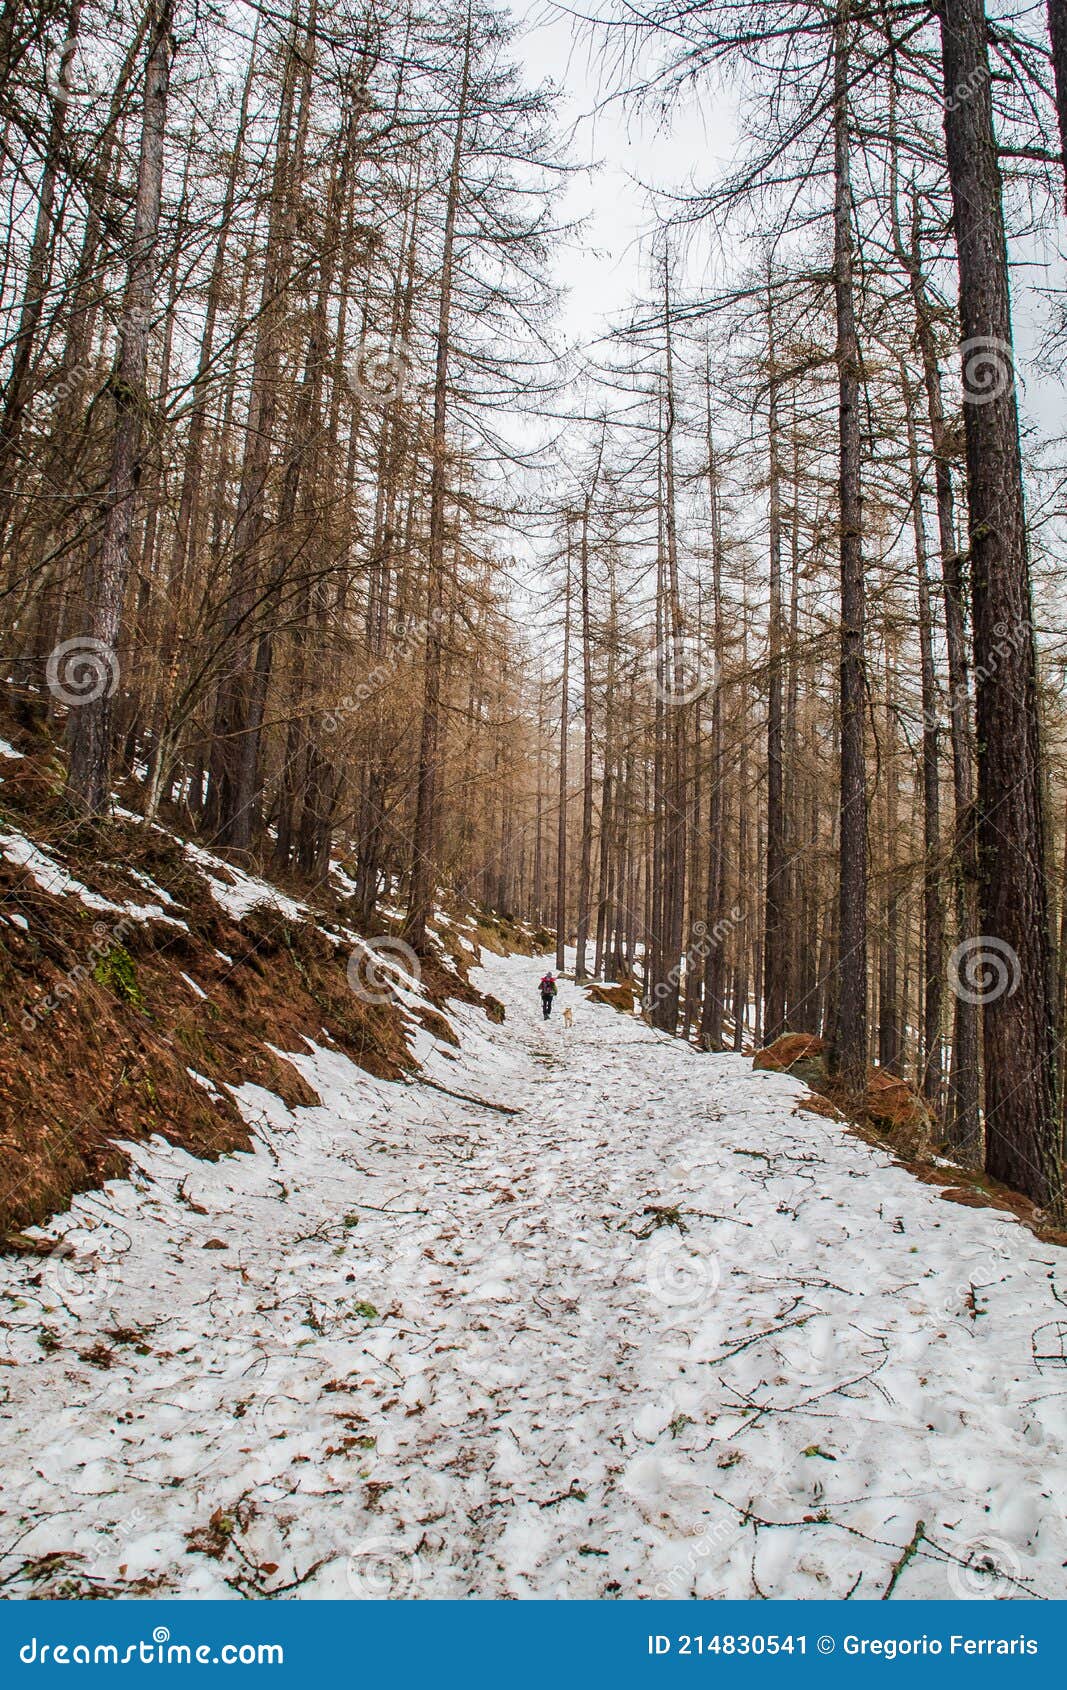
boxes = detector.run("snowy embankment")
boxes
[1,951,1065,1600]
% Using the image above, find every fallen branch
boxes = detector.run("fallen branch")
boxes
[409,1076,521,1116]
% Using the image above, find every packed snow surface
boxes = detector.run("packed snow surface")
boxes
[1,951,1065,1599]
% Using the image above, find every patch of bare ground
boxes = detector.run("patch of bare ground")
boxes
[586,979,636,1012]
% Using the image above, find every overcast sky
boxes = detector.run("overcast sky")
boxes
[510,2,1065,461]
[512,2,742,354]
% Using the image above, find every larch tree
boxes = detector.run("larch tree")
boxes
[938,0,1063,1215]
[66,0,175,815]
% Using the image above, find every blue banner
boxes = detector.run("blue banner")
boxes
[2,1603,1063,1689]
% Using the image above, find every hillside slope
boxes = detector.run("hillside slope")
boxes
[0,728,528,1238]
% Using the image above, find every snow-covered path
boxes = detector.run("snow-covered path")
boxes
[2,951,1066,1600]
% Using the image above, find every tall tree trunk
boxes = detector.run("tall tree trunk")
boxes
[66,2,174,814]
[533,669,545,924]
[205,4,312,848]
[405,10,473,953]
[902,200,982,1158]
[649,446,666,1006]
[700,389,729,1052]
[555,526,572,973]
[762,286,788,1045]
[270,90,361,876]
[575,440,603,977]
[878,637,902,1072]
[784,401,803,1018]
[594,554,618,978]
[1047,0,1067,211]
[651,265,687,1031]
[0,2,78,549]
[830,0,868,1093]
[903,369,945,1106]
[37,12,150,451]
[939,0,1063,1215]
[168,15,260,613]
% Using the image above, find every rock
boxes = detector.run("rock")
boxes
[863,1068,934,1148]
[753,1032,829,1092]
[587,980,635,1012]
[3,1233,73,1258]
[793,1092,844,1122]
[755,1034,934,1152]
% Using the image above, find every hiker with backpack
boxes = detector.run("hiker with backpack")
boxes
[539,971,558,1020]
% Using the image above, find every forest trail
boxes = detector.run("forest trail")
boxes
[1,952,1065,1600]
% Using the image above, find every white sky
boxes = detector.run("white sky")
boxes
[512,1,742,357]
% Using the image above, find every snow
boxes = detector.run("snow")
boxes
[0,830,189,929]
[187,1068,223,1098]
[0,951,1064,1600]
[127,867,180,906]
[1,831,124,914]
[184,842,305,924]
[0,736,24,761]
[329,861,360,900]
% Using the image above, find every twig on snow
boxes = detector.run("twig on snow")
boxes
[882,1518,925,1598]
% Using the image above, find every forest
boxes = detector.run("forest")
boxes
[5,0,1065,1204]
[1,0,1067,1604]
